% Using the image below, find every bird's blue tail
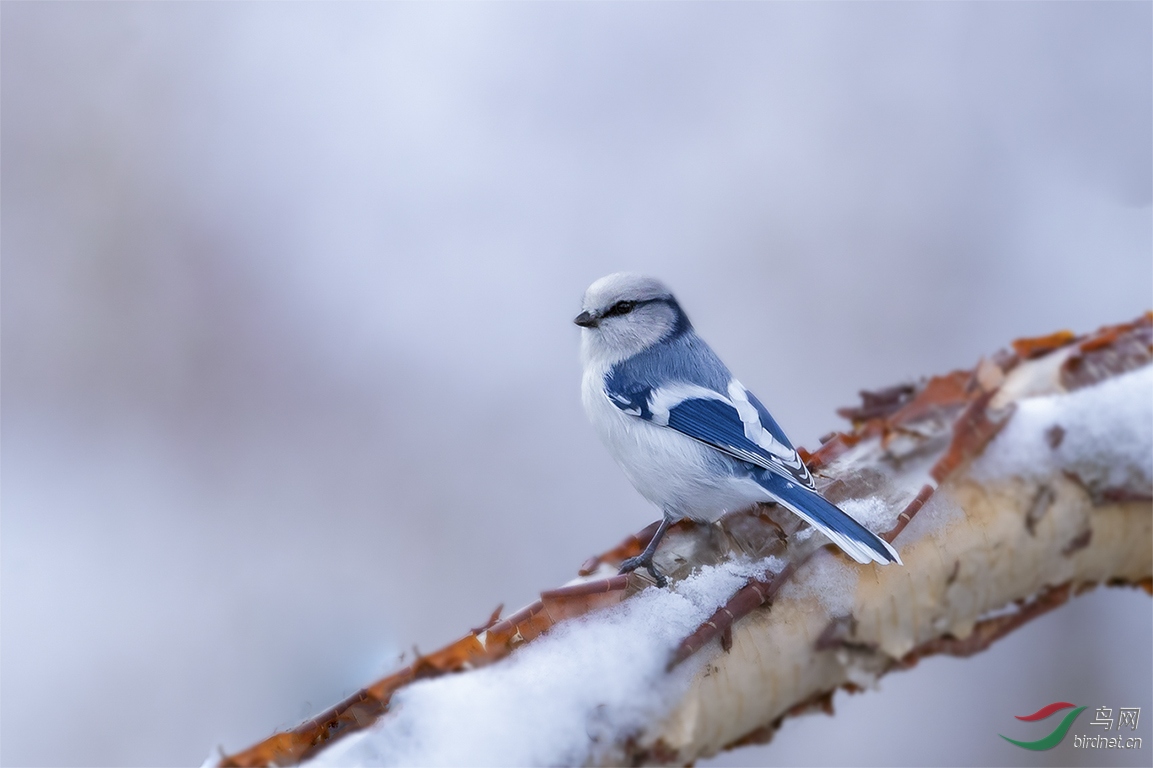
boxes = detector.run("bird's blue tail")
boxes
[755,471,902,566]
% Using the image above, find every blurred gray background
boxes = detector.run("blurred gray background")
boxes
[2,3,1150,766]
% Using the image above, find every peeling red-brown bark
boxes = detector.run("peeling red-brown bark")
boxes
[668,561,797,670]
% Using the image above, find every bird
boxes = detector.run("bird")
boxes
[575,272,902,586]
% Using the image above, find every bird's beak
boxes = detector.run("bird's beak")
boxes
[573,311,599,328]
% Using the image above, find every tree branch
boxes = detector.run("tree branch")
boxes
[218,313,1151,768]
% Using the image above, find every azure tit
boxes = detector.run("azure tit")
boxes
[576,273,901,586]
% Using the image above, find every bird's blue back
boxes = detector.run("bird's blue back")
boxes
[606,324,797,454]
[606,329,730,402]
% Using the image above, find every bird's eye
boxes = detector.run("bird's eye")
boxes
[605,300,637,317]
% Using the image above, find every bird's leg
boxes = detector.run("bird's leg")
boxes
[619,516,672,587]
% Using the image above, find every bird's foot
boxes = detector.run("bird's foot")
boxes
[619,553,668,588]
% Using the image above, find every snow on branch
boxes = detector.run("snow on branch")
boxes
[217,314,1152,768]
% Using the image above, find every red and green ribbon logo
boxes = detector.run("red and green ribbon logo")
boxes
[1000,702,1087,750]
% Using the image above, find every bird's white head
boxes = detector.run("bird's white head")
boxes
[575,273,690,366]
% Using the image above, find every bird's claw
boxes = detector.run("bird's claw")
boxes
[619,554,668,588]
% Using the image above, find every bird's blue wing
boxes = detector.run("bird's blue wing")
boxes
[605,375,815,489]
[603,376,900,566]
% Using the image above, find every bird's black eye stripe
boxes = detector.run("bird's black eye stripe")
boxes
[604,300,638,317]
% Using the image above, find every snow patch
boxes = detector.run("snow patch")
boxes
[975,364,1153,491]
[306,559,772,767]
[839,496,898,534]
[778,552,857,617]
